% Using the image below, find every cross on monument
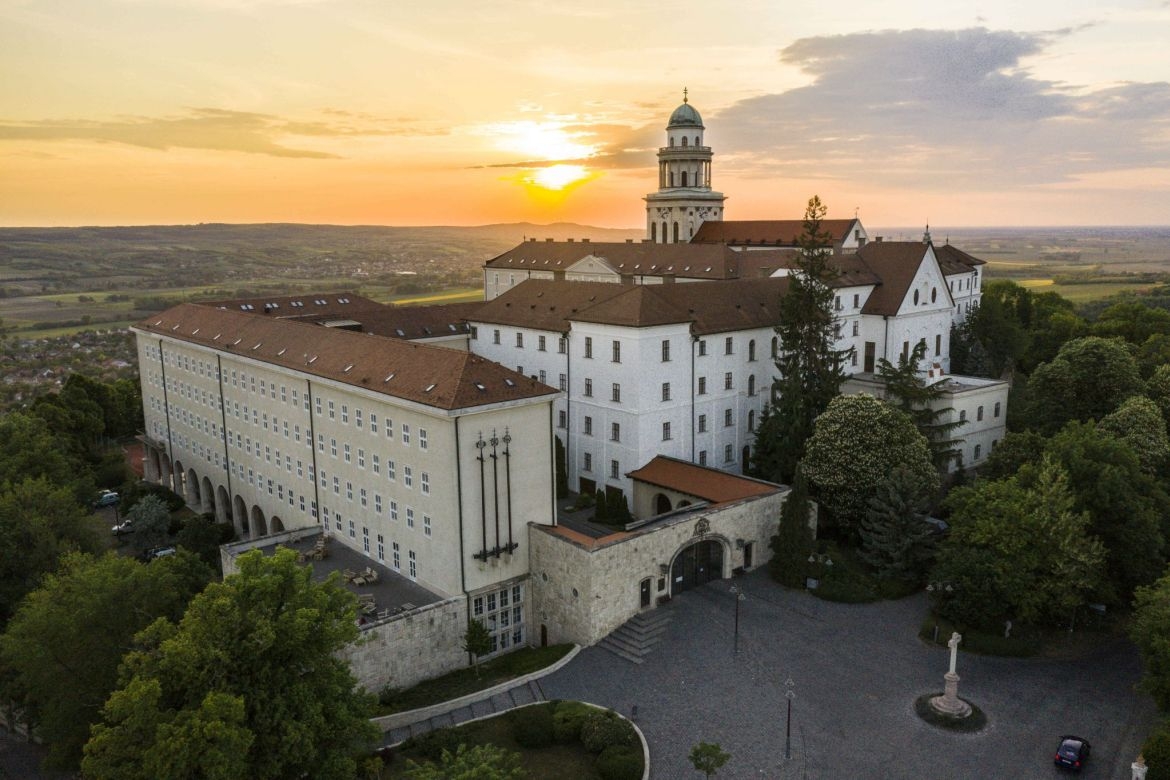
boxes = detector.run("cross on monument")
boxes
[947,631,961,675]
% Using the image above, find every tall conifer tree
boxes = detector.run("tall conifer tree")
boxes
[751,196,853,483]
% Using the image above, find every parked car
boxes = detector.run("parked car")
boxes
[143,546,177,561]
[1054,735,1091,771]
[111,519,134,536]
[94,491,120,508]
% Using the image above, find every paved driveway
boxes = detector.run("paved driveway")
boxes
[541,566,1156,779]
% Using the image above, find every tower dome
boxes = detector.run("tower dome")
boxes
[668,94,703,128]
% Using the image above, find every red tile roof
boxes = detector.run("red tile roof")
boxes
[134,303,557,412]
[691,219,861,248]
[628,456,782,505]
[485,241,751,280]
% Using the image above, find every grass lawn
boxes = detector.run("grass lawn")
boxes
[382,704,605,779]
[1013,278,1162,302]
[376,644,574,715]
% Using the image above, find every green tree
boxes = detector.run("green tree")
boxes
[1098,395,1170,476]
[1046,421,1170,600]
[553,436,568,499]
[0,412,93,502]
[689,741,731,778]
[977,430,1046,482]
[876,340,963,470]
[1149,364,1170,425]
[931,457,1105,628]
[1132,574,1170,712]
[1093,301,1170,346]
[405,743,525,779]
[769,468,815,588]
[858,466,937,582]
[82,548,377,780]
[0,477,102,626]
[752,196,852,483]
[802,395,938,534]
[124,494,172,553]
[0,551,211,768]
[1026,336,1143,434]
[1142,720,1170,780]
[463,618,492,678]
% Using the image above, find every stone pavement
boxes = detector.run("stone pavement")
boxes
[541,566,1156,779]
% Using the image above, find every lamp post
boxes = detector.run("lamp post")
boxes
[784,678,795,760]
[730,584,746,654]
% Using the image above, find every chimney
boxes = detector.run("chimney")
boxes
[875,236,884,243]
[582,238,590,243]
[545,237,554,242]
[626,239,634,243]
[567,238,574,242]
[528,237,537,242]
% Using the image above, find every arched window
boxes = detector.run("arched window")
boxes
[748,410,756,432]
[974,444,982,460]
[651,222,656,242]
[681,171,688,187]
[681,136,688,147]
[694,136,700,146]
[669,171,674,187]
[771,336,778,358]
[959,410,967,422]
[673,222,680,242]
[913,289,920,305]
[748,375,756,396]
[748,340,756,361]
[931,287,938,303]
[669,136,674,147]
[661,222,667,242]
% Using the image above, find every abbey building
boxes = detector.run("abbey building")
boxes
[133,94,1007,691]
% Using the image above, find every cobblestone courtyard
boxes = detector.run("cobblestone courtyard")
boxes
[542,566,1156,779]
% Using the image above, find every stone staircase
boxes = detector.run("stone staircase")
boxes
[384,678,546,745]
[598,609,673,664]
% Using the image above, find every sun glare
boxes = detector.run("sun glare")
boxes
[490,121,596,161]
[529,164,591,191]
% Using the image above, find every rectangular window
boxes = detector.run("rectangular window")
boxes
[516,332,524,348]
[390,500,398,521]
[388,460,396,481]
[583,453,592,472]
[393,542,400,571]
[421,472,430,495]
[698,340,707,356]
[404,466,413,488]
[539,370,546,384]
[977,405,984,421]
[408,550,416,579]
[725,336,733,355]
[584,337,593,359]
[333,476,340,495]
[330,438,337,458]
[724,408,733,427]
[698,376,707,395]
[343,443,351,463]
[372,453,380,474]
[610,459,619,479]
[370,413,377,433]
[424,515,431,537]
[853,293,860,308]
[662,382,671,402]
[362,527,370,553]
[584,378,593,397]
[358,448,365,468]
[559,373,567,391]
[355,409,363,429]
[936,334,942,356]
[375,494,382,513]
[360,487,367,507]
[724,372,733,390]
[612,340,621,363]
[385,418,394,439]
[493,329,501,345]
[584,416,593,436]
[328,400,335,420]
[699,413,708,433]
[558,410,566,428]
[853,321,860,337]
[611,383,621,403]
[558,337,567,354]
[663,422,672,441]
[419,428,427,450]
[406,507,415,528]
[402,424,411,445]
[345,481,353,501]
[725,444,733,462]
[610,422,620,442]
[377,534,385,562]
[538,335,546,351]
[662,340,671,362]
[341,405,349,424]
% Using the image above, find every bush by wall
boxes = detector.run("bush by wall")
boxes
[552,700,593,743]
[580,710,635,754]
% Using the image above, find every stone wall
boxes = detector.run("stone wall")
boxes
[530,489,786,647]
[342,596,468,692]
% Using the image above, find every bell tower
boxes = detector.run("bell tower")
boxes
[644,89,726,243]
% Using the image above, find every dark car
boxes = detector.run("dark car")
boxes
[1054,735,1091,771]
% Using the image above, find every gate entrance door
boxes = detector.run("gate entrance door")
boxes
[640,578,652,608]
[670,540,724,594]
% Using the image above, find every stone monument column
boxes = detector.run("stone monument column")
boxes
[930,632,972,718]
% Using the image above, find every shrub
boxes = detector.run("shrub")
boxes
[377,685,399,708]
[580,710,634,754]
[553,700,593,743]
[1145,719,1170,780]
[511,703,555,748]
[403,727,462,761]
[596,745,642,780]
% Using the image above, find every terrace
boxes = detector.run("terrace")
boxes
[249,531,443,628]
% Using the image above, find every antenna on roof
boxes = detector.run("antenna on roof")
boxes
[923,222,932,245]
[854,206,859,219]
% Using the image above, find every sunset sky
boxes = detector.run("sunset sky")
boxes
[2,0,1169,228]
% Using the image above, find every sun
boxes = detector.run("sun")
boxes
[527,164,591,191]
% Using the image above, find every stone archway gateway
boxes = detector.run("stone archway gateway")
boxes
[670,539,724,594]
